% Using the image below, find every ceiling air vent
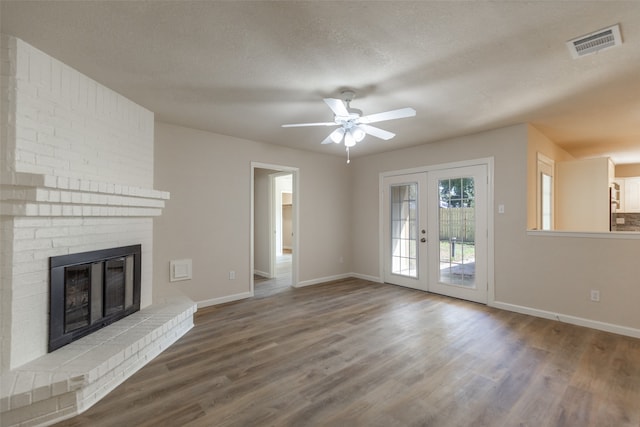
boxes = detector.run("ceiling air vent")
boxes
[566,24,622,58]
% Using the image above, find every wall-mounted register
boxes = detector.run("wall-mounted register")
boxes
[49,245,141,352]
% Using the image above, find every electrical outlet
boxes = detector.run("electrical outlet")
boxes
[590,290,600,302]
[229,270,235,280]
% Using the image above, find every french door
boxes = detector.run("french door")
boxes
[383,164,488,304]
[427,165,487,303]
[382,173,428,290]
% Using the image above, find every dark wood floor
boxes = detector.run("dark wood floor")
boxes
[55,277,640,427]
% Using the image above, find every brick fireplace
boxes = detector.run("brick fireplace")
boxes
[0,35,195,425]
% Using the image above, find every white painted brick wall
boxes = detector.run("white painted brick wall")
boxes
[10,37,154,188]
[1,35,163,372]
[1,34,18,376]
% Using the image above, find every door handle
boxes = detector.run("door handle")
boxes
[420,237,426,243]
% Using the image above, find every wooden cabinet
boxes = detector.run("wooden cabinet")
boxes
[616,179,625,211]
[617,177,640,212]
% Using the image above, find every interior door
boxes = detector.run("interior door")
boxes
[427,165,487,303]
[383,173,428,290]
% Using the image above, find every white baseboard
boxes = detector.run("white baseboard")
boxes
[253,269,272,279]
[350,272,383,283]
[294,272,383,288]
[294,273,352,288]
[197,291,253,309]
[491,300,640,339]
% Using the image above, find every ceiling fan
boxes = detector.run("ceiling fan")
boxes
[282,91,416,163]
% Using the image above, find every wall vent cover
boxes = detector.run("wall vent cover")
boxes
[566,24,622,58]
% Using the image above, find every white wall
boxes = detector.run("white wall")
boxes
[555,157,611,232]
[351,123,640,333]
[153,122,352,305]
[526,125,574,229]
[0,36,162,371]
[351,124,527,279]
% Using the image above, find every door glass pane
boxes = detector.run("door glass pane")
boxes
[438,177,475,287]
[390,183,418,278]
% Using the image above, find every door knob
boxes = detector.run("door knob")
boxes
[420,237,426,243]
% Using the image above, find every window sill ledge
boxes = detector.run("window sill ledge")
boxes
[527,230,640,239]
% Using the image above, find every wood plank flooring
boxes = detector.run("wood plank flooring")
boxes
[55,278,640,427]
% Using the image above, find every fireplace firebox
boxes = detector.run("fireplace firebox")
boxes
[49,245,141,352]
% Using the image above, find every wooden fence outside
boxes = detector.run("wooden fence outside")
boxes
[439,207,475,242]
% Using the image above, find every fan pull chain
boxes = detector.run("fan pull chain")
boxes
[346,147,350,164]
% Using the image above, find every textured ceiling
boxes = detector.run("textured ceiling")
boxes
[1,1,639,163]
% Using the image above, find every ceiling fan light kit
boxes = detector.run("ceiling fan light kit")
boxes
[352,127,366,142]
[344,131,356,148]
[282,90,416,163]
[329,127,345,143]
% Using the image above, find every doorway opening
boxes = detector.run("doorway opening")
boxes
[251,163,299,297]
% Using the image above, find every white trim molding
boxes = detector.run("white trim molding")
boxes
[491,300,640,339]
[197,291,253,309]
[350,272,383,283]
[253,269,272,279]
[294,274,352,288]
[527,230,640,240]
[296,273,382,288]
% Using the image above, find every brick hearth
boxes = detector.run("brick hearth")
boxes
[1,296,195,427]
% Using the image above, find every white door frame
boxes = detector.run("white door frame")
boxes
[250,162,300,295]
[379,157,495,304]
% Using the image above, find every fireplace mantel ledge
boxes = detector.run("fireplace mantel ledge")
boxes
[0,295,196,427]
[0,172,170,217]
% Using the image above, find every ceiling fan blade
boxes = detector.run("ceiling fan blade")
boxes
[282,122,337,128]
[321,134,335,145]
[321,128,345,144]
[324,98,350,117]
[359,107,416,124]
[359,124,395,140]
[322,127,346,144]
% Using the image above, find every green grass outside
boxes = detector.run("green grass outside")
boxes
[439,240,475,263]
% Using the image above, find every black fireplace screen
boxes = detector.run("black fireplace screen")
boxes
[104,258,126,316]
[64,265,91,333]
[50,245,141,352]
